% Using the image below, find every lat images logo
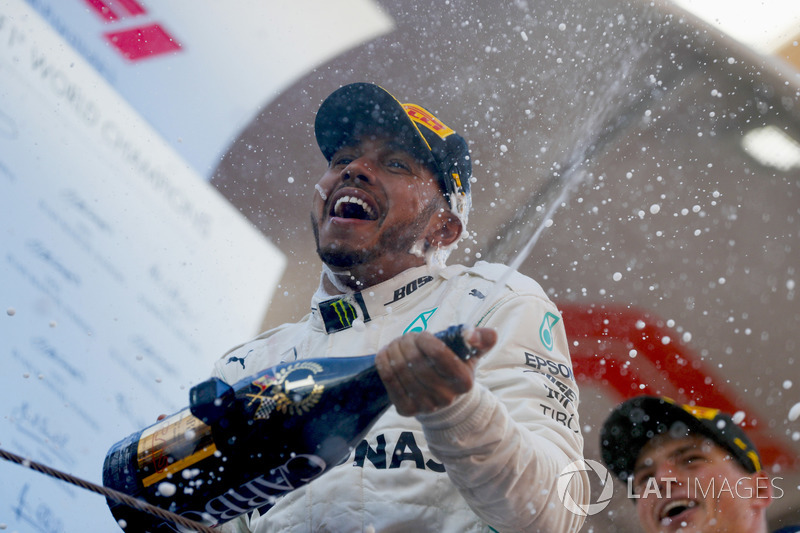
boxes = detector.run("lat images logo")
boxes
[557,459,614,517]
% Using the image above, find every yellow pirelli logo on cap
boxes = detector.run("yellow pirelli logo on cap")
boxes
[403,103,454,140]
[681,404,720,420]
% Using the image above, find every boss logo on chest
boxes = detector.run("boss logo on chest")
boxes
[384,276,433,305]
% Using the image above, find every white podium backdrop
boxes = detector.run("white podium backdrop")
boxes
[0,2,286,531]
[21,0,396,177]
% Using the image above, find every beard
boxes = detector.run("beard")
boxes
[315,242,369,268]
[311,201,439,269]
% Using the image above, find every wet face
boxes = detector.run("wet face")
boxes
[631,434,771,533]
[310,134,460,288]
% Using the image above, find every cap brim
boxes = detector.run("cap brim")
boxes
[314,83,437,171]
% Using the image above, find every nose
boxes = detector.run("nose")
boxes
[652,461,680,491]
[341,156,376,184]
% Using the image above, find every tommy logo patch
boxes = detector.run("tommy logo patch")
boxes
[539,312,561,351]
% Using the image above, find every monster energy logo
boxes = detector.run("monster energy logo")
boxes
[331,300,355,326]
[539,312,561,351]
[319,297,359,333]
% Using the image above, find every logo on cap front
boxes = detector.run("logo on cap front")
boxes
[681,404,720,420]
[403,104,454,140]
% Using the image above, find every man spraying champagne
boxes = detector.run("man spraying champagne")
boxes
[107,82,589,533]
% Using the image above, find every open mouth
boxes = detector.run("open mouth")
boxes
[331,193,378,221]
[659,499,697,522]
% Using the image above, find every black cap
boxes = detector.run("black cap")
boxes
[600,396,762,481]
[314,83,472,228]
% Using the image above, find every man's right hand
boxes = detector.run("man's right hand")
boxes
[375,327,497,417]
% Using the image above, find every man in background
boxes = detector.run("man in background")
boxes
[601,395,798,533]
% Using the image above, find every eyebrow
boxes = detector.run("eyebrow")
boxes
[381,141,421,161]
[335,139,417,160]
[633,443,701,476]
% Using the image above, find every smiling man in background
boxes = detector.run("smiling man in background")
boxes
[600,395,798,533]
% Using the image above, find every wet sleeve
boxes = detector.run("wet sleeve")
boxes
[417,292,589,533]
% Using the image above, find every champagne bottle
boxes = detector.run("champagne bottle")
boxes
[102,325,474,532]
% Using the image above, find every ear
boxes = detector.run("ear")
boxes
[750,470,773,511]
[425,208,463,248]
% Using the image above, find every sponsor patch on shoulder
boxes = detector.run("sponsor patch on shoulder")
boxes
[539,312,561,350]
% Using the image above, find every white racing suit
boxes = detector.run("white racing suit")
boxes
[213,261,588,533]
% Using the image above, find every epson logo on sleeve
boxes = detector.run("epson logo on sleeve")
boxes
[524,352,575,381]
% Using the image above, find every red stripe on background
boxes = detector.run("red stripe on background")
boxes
[85,0,118,21]
[117,0,147,16]
[560,302,797,470]
[104,23,181,61]
[571,351,660,398]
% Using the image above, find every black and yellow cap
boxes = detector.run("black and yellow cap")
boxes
[600,395,762,481]
[314,82,472,229]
